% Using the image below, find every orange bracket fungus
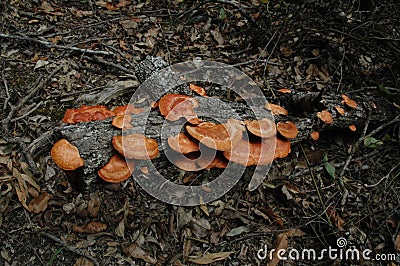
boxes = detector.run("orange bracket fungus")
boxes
[112,105,143,129]
[112,115,133,129]
[310,131,320,141]
[168,133,200,154]
[159,93,201,124]
[167,152,202,172]
[189,84,207,96]
[349,124,357,131]
[186,120,244,151]
[62,105,114,124]
[197,153,228,169]
[112,134,159,160]
[277,121,299,139]
[223,138,275,166]
[51,139,84,170]
[245,118,276,138]
[334,106,345,116]
[98,154,134,183]
[341,94,358,109]
[112,104,143,116]
[265,103,289,116]
[277,88,292,94]
[317,110,333,124]
[273,137,291,160]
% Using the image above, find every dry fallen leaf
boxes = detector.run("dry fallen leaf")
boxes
[73,221,107,234]
[95,1,119,11]
[122,242,157,264]
[256,207,284,228]
[74,256,94,266]
[189,251,234,265]
[306,64,319,76]
[13,168,29,210]
[280,44,292,57]
[211,30,224,46]
[28,192,51,213]
[326,206,345,229]
[395,234,400,252]
[269,229,305,266]
[87,192,100,217]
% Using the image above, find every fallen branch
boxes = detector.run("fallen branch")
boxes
[0,33,112,56]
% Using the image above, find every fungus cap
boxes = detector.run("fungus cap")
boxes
[112,105,143,116]
[197,153,228,169]
[112,134,159,160]
[277,121,299,139]
[112,115,133,129]
[189,84,207,96]
[273,137,291,160]
[98,155,134,183]
[223,138,275,166]
[317,110,333,124]
[265,103,288,116]
[186,120,244,151]
[62,105,114,124]
[168,151,202,171]
[51,139,84,170]
[159,93,200,124]
[310,131,320,141]
[168,133,199,154]
[341,94,358,109]
[246,118,276,138]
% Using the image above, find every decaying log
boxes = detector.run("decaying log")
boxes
[29,56,398,189]
[276,90,397,141]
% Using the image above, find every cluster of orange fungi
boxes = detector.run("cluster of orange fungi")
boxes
[313,93,358,140]
[51,84,301,183]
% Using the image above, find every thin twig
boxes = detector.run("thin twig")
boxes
[335,45,345,92]
[232,59,283,67]
[364,162,400,188]
[5,64,63,123]
[340,109,372,179]
[0,33,111,56]
[262,27,283,78]
[300,144,330,223]
[101,43,136,68]
[41,232,100,266]
[294,150,380,179]
[42,17,122,38]
[1,70,10,111]
[11,101,43,122]
[82,55,135,75]
[4,137,40,176]
[1,65,62,176]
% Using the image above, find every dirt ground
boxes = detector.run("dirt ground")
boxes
[0,0,400,265]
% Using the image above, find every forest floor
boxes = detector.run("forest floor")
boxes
[0,0,400,265]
